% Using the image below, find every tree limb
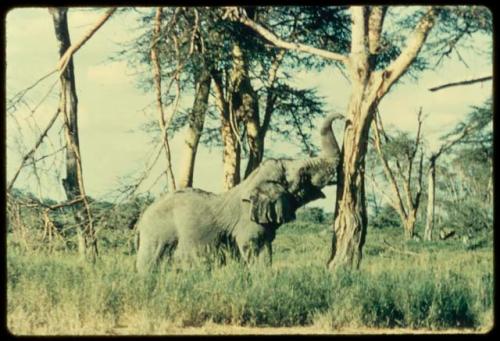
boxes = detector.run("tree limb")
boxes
[380,7,439,96]
[368,6,387,54]
[428,75,492,92]
[54,7,116,77]
[372,113,408,218]
[224,7,348,63]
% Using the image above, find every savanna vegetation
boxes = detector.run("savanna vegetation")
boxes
[6,5,493,335]
[7,199,494,334]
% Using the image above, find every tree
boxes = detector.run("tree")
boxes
[371,109,424,240]
[228,5,492,270]
[228,6,437,270]
[49,7,97,261]
[424,98,492,240]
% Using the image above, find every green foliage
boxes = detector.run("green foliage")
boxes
[370,204,401,229]
[295,207,326,224]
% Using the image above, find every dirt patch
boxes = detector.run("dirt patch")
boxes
[106,321,490,335]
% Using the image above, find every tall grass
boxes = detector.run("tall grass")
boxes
[6,224,494,335]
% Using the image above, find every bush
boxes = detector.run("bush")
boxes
[295,207,326,224]
[370,205,401,229]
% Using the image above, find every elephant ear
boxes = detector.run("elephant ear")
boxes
[244,181,296,225]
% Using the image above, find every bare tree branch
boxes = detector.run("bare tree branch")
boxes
[372,112,408,219]
[54,7,117,77]
[7,109,61,192]
[428,75,492,92]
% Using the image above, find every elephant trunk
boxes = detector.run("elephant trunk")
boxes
[320,113,342,162]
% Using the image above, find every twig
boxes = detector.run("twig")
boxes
[7,109,61,192]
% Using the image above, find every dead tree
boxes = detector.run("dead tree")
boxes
[371,109,424,240]
[49,7,97,262]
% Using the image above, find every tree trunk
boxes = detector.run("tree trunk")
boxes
[404,211,417,240]
[50,7,97,262]
[178,68,211,188]
[221,117,241,190]
[424,158,436,241]
[328,89,373,270]
[211,69,241,190]
[229,44,262,178]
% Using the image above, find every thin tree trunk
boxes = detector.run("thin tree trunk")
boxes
[212,69,241,190]
[424,158,436,241]
[50,7,97,262]
[178,68,211,188]
[151,7,176,191]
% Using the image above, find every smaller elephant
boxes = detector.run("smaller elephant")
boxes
[135,113,343,273]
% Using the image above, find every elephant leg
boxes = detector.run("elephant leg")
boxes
[262,241,272,266]
[236,237,265,265]
[136,238,168,274]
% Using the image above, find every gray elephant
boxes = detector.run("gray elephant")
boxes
[135,113,342,273]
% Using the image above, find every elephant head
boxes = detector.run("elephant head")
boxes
[241,113,343,225]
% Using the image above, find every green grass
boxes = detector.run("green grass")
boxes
[6,222,494,334]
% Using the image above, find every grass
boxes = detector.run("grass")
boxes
[6,222,494,335]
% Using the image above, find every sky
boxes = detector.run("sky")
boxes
[5,7,493,212]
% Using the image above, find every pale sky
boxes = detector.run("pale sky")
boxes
[5,7,493,212]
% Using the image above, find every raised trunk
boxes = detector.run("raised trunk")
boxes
[50,7,97,262]
[424,158,436,241]
[178,68,211,188]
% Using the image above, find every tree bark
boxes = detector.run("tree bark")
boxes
[50,7,97,262]
[327,89,373,271]
[178,67,211,188]
[424,157,436,241]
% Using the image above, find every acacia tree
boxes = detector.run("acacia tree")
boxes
[228,6,438,270]
[228,5,491,270]
[424,99,492,240]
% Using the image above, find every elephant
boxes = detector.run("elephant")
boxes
[135,113,343,273]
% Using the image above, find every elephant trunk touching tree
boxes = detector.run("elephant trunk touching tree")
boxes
[135,113,343,273]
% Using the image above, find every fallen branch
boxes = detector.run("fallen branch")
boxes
[429,75,492,92]
[382,239,420,256]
